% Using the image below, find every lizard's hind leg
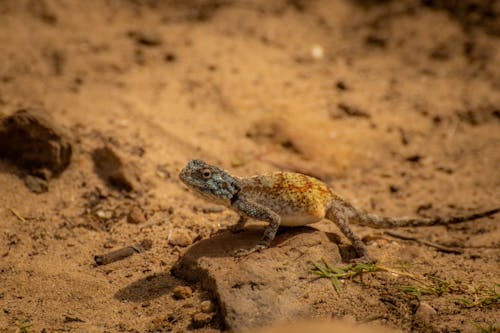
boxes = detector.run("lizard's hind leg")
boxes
[326,202,374,263]
[230,215,248,233]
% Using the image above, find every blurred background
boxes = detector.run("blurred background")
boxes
[0,1,499,332]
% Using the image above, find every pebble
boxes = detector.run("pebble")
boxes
[127,206,146,224]
[415,301,437,323]
[311,44,324,59]
[95,210,112,220]
[191,312,213,328]
[24,175,49,193]
[200,300,214,313]
[173,286,192,300]
[168,229,193,247]
[0,108,72,182]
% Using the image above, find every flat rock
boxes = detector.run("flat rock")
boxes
[249,319,402,333]
[172,227,341,331]
[0,108,72,178]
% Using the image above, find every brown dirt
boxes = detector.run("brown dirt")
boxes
[0,0,499,332]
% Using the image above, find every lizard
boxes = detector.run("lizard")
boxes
[179,159,500,262]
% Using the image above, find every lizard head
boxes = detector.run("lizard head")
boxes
[179,159,240,205]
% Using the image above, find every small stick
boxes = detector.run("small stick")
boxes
[94,239,152,266]
[385,230,463,254]
[9,208,26,222]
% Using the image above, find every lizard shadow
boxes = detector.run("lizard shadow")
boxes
[115,227,355,303]
[174,225,352,260]
[324,231,358,262]
[181,225,317,259]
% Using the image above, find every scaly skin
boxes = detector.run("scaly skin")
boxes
[240,173,336,226]
[179,159,500,262]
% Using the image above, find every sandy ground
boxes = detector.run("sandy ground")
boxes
[0,0,499,332]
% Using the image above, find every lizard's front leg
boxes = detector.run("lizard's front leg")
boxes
[231,197,281,257]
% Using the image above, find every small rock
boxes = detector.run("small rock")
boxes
[0,108,72,191]
[127,206,146,224]
[128,31,162,47]
[103,239,117,249]
[149,312,179,332]
[155,164,171,179]
[95,210,112,220]
[164,53,176,62]
[168,229,194,247]
[191,312,213,328]
[173,286,192,300]
[24,175,49,193]
[310,44,324,59]
[92,146,140,192]
[389,185,399,193]
[0,108,72,173]
[414,302,437,323]
[335,81,348,91]
[200,300,214,313]
[406,154,422,163]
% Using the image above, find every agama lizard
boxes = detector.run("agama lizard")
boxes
[179,159,499,262]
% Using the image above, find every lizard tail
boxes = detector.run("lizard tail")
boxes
[349,205,500,229]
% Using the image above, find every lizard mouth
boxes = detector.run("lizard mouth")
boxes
[178,169,208,194]
[178,167,192,183]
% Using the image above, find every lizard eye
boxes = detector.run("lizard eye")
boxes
[201,169,212,179]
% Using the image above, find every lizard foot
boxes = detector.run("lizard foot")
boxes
[233,244,267,257]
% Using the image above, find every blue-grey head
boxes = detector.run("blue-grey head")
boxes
[179,159,240,205]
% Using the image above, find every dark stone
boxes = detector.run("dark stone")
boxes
[0,108,72,192]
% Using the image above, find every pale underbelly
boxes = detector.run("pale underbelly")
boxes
[280,215,322,227]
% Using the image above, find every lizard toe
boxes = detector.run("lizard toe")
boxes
[233,244,266,257]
